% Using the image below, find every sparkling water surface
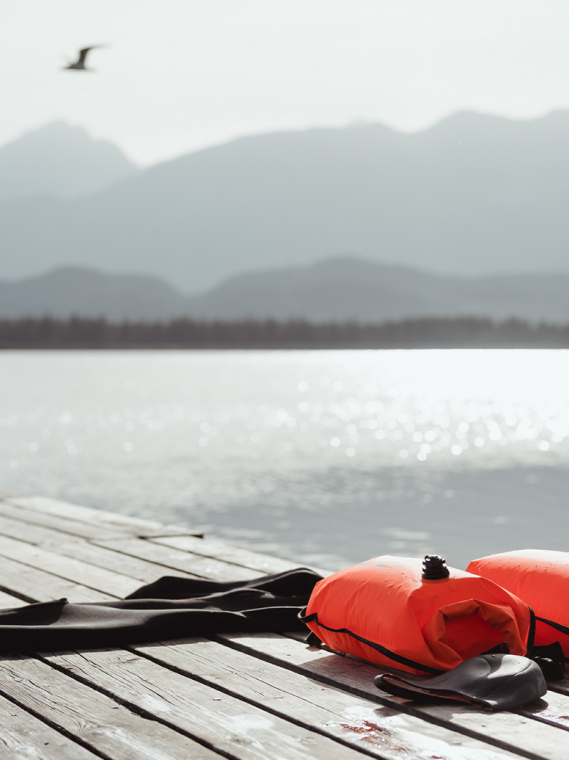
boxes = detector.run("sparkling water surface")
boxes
[1,349,568,571]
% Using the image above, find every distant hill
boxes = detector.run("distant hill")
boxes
[0,122,138,203]
[0,267,189,321]
[188,257,569,323]
[2,111,569,288]
[2,258,569,323]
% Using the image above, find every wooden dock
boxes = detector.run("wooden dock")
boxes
[0,496,567,760]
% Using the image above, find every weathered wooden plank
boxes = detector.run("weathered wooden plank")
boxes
[0,499,129,541]
[0,501,306,585]
[92,537,260,582]
[0,654,220,760]
[0,554,114,604]
[217,632,569,760]
[43,537,198,584]
[0,516,292,601]
[151,534,310,575]
[18,526,273,587]
[0,512,199,587]
[0,511,117,554]
[131,635,519,759]
[42,647,372,760]
[0,534,141,598]
[0,689,99,760]
[3,495,193,537]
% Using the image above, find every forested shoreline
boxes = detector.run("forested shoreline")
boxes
[2,316,569,348]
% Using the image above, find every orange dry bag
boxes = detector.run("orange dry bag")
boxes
[467,550,569,657]
[300,554,533,675]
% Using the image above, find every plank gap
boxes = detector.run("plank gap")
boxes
[0,584,36,604]
[140,533,205,539]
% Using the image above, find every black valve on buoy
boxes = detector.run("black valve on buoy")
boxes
[422,554,450,580]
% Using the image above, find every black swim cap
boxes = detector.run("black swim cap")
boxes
[375,653,546,711]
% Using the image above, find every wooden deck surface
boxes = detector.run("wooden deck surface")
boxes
[0,496,567,760]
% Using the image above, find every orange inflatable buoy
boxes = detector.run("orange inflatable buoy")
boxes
[300,554,533,675]
[467,550,569,656]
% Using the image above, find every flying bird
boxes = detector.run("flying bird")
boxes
[64,46,106,71]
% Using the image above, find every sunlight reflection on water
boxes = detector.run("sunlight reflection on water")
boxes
[1,349,568,569]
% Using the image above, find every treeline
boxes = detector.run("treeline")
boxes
[2,316,569,348]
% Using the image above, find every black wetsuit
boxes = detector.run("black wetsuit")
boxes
[0,568,322,653]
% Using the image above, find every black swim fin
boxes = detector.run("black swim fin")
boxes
[375,653,547,711]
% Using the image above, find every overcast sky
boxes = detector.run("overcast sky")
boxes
[3,0,569,165]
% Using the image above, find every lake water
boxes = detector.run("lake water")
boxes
[1,349,568,571]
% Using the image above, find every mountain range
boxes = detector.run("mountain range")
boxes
[3,258,569,323]
[2,112,569,291]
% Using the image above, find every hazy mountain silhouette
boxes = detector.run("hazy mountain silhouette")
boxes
[0,122,138,203]
[0,266,189,321]
[189,257,569,322]
[2,258,569,323]
[2,111,569,287]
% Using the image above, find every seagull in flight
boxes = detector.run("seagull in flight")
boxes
[64,46,106,71]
